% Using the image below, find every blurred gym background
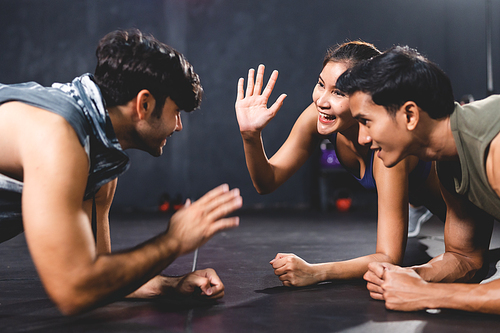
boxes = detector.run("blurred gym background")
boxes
[0,0,498,212]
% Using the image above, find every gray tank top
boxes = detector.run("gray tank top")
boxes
[0,75,130,241]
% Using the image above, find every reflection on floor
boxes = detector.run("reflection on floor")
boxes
[1,209,500,332]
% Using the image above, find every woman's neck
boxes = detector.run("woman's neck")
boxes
[338,123,369,157]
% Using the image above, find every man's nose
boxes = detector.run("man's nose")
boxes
[358,125,372,146]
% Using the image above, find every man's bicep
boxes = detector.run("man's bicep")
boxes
[21,122,96,296]
[441,182,493,258]
[414,183,493,282]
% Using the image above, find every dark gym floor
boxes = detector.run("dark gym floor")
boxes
[2,206,500,332]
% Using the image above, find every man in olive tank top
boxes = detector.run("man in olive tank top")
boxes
[337,46,500,315]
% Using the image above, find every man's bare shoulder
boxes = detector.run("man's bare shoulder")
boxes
[0,101,88,182]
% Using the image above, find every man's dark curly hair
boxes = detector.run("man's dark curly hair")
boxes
[94,29,203,117]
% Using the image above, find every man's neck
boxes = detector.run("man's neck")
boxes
[107,104,135,150]
[418,115,458,162]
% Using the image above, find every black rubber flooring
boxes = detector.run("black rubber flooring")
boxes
[1,208,500,332]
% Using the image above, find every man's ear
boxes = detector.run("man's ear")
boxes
[402,101,419,131]
[135,90,154,120]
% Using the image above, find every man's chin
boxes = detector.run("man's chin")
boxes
[148,147,163,157]
[376,149,401,168]
[385,160,398,168]
[382,156,404,168]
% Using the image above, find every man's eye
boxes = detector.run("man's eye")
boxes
[334,89,346,97]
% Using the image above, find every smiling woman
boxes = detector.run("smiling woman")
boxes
[314,61,352,135]
[234,40,446,287]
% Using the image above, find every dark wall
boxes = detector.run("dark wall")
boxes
[1,0,498,210]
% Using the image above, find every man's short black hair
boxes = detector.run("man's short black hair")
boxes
[94,29,203,116]
[336,46,455,119]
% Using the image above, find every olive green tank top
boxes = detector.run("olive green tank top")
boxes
[437,95,500,220]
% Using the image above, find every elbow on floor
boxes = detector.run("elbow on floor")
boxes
[49,287,97,316]
[256,188,272,195]
[253,183,276,195]
[470,259,490,283]
[55,300,89,316]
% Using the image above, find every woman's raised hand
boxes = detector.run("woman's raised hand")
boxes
[235,64,287,133]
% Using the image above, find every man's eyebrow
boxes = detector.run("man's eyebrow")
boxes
[352,112,367,120]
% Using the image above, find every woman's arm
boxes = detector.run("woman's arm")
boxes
[235,65,321,194]
[371,154,410,264]
[270,154,411,286]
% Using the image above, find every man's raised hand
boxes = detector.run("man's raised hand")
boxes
[167,184,242,256]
